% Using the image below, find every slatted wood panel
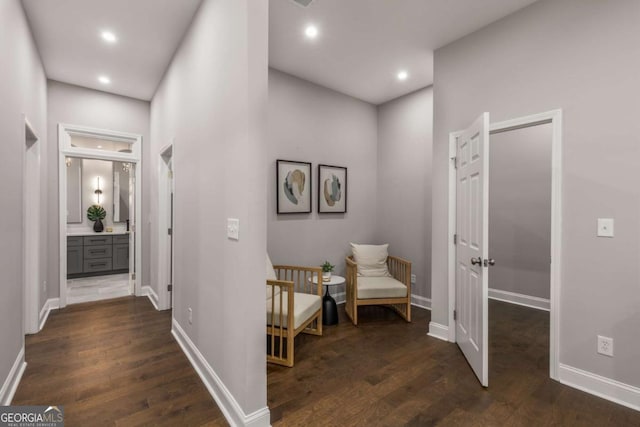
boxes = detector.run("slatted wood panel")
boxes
[268,302,640,426]
[13,297,228,426]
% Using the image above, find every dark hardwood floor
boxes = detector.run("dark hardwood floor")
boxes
[13,296,228,426]
[268,300,640,426]
[13,296,640,426]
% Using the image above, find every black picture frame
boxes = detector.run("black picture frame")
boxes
[318,164,347,213]
[276,159,312,214]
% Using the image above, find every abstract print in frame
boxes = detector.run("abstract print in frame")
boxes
[277,159,312,214]
[318,164,347,213]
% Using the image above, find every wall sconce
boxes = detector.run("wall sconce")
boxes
[95,176,103,205]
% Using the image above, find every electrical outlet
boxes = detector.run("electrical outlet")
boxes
[411,274,416,284]
[188,307,193,325]
[597,335,614,357]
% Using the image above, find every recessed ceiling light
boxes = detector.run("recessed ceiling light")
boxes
[98,75,111,85]
[305,25,318,39]
[97,145,103,149]
[101,31,117,43]
[397,71,409,81]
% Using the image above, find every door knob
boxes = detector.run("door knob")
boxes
[470,257,482,266]
[484,258,495,267]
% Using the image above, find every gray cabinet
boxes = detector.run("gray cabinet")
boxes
[113,244,129,270]
[67,234,129,278]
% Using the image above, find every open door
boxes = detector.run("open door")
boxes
[129,163,136,294]
[455,112,490,387]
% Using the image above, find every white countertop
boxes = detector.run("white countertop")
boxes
[67,230,129,236]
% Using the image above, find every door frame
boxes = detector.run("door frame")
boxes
[447,109,563,380]
[157,142,174,310]
[58,123,142,307]
[23,115,40,334]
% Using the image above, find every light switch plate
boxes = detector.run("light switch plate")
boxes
[597,218,614,237]
[227,218,240,240]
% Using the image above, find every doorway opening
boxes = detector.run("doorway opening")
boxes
[23,116,40,334]
[446,109,562,386]
[58,124,142,308]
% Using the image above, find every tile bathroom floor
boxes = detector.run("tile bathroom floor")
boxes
[67,273,131,305]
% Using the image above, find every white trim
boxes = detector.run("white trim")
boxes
[428,322,450,342]
[0,347,27,405]
[171,319,270,427]
[23,115,40,335]
[448,109,562,380]
[157,143,174,310]
[488,289,550,311]
[411,294,432,310]
[58,123,143,308]
[38,298,60,331]
[558,364,640,412]
[333,291,345,305]
[142,286,160,311]
[447,131,461,343]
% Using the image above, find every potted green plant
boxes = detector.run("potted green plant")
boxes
[321,261,335,282]
[87,204,106,233]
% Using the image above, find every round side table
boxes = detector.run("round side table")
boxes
[311,275,345,325]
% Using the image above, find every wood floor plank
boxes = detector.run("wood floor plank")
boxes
[268,300,640,426]
[13,296,228,426]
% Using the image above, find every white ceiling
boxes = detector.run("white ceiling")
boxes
[269,0,539,105]
[21,0,203,101]
[21,0,538,104]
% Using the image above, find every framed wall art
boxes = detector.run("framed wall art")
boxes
[276,159,312,214]
[318,164,347,213]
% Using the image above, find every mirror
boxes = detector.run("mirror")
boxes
[66,157,82,223]
[113,161,131,223]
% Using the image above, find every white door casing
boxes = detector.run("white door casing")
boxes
[455,112,490,387]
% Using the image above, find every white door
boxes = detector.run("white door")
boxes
[129,163,136,293]
[455,112,490,387]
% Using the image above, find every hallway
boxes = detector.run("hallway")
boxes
[13,297,227,426]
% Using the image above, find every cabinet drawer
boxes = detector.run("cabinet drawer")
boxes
[113,235,129,244]
[84,235,112,246]
[84,245,113,259]
[83,258,112,273]
[67,236,84,247]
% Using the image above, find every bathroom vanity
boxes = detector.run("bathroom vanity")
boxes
[67,233,129,278]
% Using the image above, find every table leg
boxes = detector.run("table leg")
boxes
[322,284,338,325]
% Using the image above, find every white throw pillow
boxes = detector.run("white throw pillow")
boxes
[266,254,281,299]
[350,243,391,277]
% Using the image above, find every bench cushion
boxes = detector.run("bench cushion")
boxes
[267,292,321,330]
[350,243,391,277]
[357,276,407,299]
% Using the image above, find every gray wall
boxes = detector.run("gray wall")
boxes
[150,0,268,416]
[267,69,378,292]
[46,81,151,299]
[431,0,640,387]
[0,0,47,397]
[377,87,433,300]
[489,123,552,299]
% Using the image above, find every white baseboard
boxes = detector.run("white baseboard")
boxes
[411,294,431,310]
[428,322,450,342]
[171,319,270,426]
[488,288,550,311]
[559,364,640,411]
[38,298,60,331]
[142,286,159,311]
[0,347,27,405]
